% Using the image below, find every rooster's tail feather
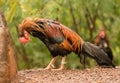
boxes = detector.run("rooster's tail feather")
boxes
[81,42,115,67]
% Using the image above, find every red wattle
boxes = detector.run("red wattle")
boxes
[19,30,30,44]
[19,37,30,44]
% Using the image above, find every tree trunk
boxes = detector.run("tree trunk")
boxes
[0,11,18,83]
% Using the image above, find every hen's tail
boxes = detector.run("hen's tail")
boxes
[81,42,115,67]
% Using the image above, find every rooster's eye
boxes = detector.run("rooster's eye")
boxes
[36,22,44,29]
[36,22,43,25]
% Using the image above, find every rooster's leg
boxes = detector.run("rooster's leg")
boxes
[58,56,66,70]
[45,56,58,70]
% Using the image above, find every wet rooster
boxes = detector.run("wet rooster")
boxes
[18,18,115,70]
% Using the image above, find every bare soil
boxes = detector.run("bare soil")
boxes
[18,66,120,83]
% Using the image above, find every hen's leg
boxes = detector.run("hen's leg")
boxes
[45,56,58,70]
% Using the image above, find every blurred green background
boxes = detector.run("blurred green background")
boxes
[0,0,120,70]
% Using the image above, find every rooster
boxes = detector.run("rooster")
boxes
[18,18,115,70]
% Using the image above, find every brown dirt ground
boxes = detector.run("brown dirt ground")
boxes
[18,66,120,83]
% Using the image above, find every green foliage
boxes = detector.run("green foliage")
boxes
[1,0,120,70]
